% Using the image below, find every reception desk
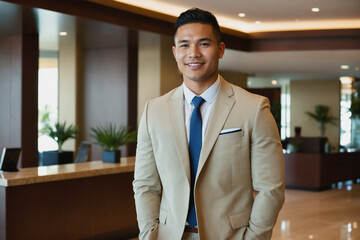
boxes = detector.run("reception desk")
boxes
[0,158,138,240]
[284,152,360,191]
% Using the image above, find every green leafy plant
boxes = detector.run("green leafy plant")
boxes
[43,121,79,152]
[90,123,137,151]
[305,104,337,136]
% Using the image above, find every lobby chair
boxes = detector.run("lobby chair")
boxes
[75,141,91,163]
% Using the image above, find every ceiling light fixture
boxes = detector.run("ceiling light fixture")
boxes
[238,13,246,17]
[311,8,320,12]
[271,80,278,85]
[341,65,350,70]
[255,21,261,24]
[59,32,68,36]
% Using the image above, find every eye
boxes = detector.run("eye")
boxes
[200,42,210,47]
[179,44,189,48]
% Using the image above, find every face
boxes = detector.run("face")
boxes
[172,23,225,86]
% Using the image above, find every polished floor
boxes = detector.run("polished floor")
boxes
[272,183,360,240]
[129,183,360,240]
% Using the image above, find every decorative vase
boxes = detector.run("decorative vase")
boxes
[102,150,121,163]
[318,122,325,137]
[39,151,74,166]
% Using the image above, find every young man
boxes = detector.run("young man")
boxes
[133,8,285,240]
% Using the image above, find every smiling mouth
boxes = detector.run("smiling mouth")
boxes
[186,62,204,69]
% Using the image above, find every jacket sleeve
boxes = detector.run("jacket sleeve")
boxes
[244,97,285,240]
[133,101,161,240]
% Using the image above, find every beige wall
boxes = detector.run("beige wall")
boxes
[291,79,340,148]
[137,31,161,124]
[219,71,247,88]
[160,35,182,95]
[137,31,182,124]
[58,21,78,151]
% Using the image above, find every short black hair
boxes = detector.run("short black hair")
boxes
[175,8,222,43]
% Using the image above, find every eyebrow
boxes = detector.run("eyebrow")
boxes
[177,38,213,45]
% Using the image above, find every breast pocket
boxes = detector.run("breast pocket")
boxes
[216,130,245,148]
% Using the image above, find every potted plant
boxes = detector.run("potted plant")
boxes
[90,123,137,163]
[305,104,337,137]
[40,121,79,166]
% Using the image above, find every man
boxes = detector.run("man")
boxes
[133,8,285,240]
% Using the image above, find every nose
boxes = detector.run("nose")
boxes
[188,45,201,58]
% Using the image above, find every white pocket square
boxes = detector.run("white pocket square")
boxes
[220,128,242,135]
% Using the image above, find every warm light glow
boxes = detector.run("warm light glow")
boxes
[308,235,314,239]
[271,80,278,85]
[311,8,320,12]
[59,32,68,36]
[341,65,350,70]
[255,21,261,24]
[110,0,360,33]
[339,76,354,84]
[356,67,359,71]
[238,13,246,17]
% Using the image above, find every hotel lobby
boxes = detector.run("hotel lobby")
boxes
[1,0,360,239]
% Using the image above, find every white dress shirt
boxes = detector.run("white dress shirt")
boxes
[183,76,220,144]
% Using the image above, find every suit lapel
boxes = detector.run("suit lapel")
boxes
[196,78,235,179]
[168,86,191,184]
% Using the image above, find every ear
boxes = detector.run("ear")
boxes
[172,45,177,61]
[218,42,225,59]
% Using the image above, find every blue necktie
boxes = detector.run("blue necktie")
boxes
[187,96,205,228]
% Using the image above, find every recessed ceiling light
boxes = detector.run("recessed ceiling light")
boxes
[255,21,261,24]
[271,80,278,85]
[59,32,68,36]
[341,65,350,70]
[355,67,359,71]
[238,13,246,17]
[311,8,320,12]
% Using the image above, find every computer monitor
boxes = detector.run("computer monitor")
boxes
[0,148,21,172]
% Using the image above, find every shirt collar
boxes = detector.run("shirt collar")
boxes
[183,76,220,105]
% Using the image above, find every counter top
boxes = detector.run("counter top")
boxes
[0,157,135,187]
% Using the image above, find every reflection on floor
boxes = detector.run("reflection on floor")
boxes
[272,183,360,240]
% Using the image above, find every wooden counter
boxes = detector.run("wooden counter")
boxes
[0,158,138,240]
[285,152,360,191]
[0,157,135,187]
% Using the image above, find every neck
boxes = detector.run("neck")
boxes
[184,76,218,95]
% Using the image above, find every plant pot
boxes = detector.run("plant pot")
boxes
[102,150,121,163]
[39,151,74,166]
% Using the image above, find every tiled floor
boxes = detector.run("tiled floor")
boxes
[129,183,360,240]
[272,183,360,240]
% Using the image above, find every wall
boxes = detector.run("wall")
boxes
[137,31,182,123]
[160,35,182,95]
[0,35,22,152]
[219,71,247,88]
[291,79,340,148]
[137,31,161,124]
[0,33,39,167]
[58,18,78,152]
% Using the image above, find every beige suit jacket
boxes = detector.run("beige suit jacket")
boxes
[133,77,285,240]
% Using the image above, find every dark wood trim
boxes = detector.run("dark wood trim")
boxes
[126,29,138,156]
[4,0,360,52]
[20,33,39,168]
[249,29,360,51]
[20,7,39,168]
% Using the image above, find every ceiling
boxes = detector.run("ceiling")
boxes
[111,0,360,32]
[106,0,360,80]
[1,0,360,81]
